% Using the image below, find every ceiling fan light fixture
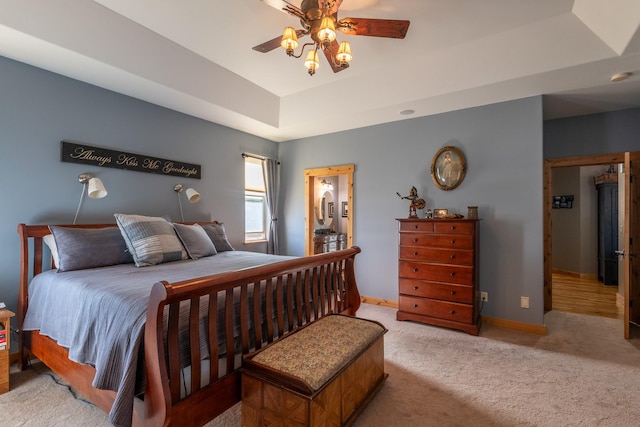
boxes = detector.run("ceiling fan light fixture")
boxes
[281,26,299,54]
[254,0,410,76]
[304,49,320,75]
[336,41,353,65]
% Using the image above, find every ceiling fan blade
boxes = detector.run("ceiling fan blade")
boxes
[322,40,349,73]
[252,35,286,53]
[338,18,410,39]
[260,0,304,19]
[252,29,307,53]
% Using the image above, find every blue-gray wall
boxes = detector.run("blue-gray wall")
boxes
[3,53,638,332]
[0,56,277,318]
[278,97,546,325]
[544,107,640,158]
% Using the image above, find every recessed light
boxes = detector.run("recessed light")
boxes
[399,109,415,116]
[610,72,631,82]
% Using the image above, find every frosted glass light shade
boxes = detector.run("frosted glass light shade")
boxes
[185,187,200,203]
[87,177,107,199]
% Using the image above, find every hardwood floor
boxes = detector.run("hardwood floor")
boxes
[552,272,622,319]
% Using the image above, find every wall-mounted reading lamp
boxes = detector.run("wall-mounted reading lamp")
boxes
[73,173,108,224]
[174,184,200,222]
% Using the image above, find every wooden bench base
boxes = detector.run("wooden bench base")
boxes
[241,316,386,427]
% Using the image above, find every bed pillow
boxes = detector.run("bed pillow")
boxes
[173,223,217,259]
[114,213,187,267]
[48,226,134,272]
[43,234,60,268]
[201,223,235,252]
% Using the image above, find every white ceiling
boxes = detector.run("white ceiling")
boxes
[1,0,640,142]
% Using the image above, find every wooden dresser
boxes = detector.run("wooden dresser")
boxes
[396,218,480,335]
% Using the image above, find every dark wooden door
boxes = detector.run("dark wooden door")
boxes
[597,182,618,285]
[624,151,640,338]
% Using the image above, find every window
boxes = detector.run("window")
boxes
[245,157,267,242]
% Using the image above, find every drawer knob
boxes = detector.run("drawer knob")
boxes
[414,224,419,229]
[450,226,456,230]
[450,255,455,259]
[450,310,456,315]
[450,240,455,244]
[450,291,456,295]
[450,272,456,277]
[413,304,419,308]
[413,268,419,273]
[413,238,419,243]
[414,251,419,256]
[413,286,419,290]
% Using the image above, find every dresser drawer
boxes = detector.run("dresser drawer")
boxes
[399,261,473,285]
[399,233,473,250]
[399,295,473,323]
[433,221,474,235]
[399,221,434,233]
[399,246,473,266]
[399,279,473,303]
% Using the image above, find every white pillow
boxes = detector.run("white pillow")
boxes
[43,234,59,268]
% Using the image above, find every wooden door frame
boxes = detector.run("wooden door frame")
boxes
[304,164,354,256]
[543,152,625,312]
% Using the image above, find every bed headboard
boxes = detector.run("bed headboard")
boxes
[16,222,223,337]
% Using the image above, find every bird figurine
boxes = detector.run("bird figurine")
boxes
[397,186,426,218]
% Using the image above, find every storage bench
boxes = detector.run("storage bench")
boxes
[241,314,387,427]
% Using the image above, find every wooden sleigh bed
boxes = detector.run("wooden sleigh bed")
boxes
[17,222,362,427]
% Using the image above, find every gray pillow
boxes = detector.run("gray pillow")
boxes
[114,213,187,267]
[201,223,235,252]
[48,226,134,272]
[173,223,217,259]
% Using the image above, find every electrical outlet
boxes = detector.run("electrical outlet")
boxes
[520,296,529,309]
[480,292,488,302]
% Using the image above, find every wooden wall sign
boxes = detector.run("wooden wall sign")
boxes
[61,141,201,179]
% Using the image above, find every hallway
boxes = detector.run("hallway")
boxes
[552,271,622,319]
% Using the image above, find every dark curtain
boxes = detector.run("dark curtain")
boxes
[262,158,280,254]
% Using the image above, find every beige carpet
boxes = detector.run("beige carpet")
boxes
[2,304,639,426]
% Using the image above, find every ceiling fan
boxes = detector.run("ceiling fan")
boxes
[253,0,410,75]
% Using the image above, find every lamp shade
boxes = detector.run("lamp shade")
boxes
[318,17,336,43]
[336,41,352,64]
[304,49,320,75]
[281,26,299,51]
[87,177,107,199]
[185,187,200,203]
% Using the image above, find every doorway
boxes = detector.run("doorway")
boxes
[304,164,354,256]
[544,152,640,338]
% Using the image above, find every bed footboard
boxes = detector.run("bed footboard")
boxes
[144,247,362,426]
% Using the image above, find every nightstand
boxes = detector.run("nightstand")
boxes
[0,309,15,394]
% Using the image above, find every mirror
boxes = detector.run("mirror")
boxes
[304,165,355,256]
[317,190,334,226]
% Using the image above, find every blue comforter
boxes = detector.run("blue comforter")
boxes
[23,251,293,427]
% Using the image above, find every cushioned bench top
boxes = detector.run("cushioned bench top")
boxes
[248,315,386,392]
